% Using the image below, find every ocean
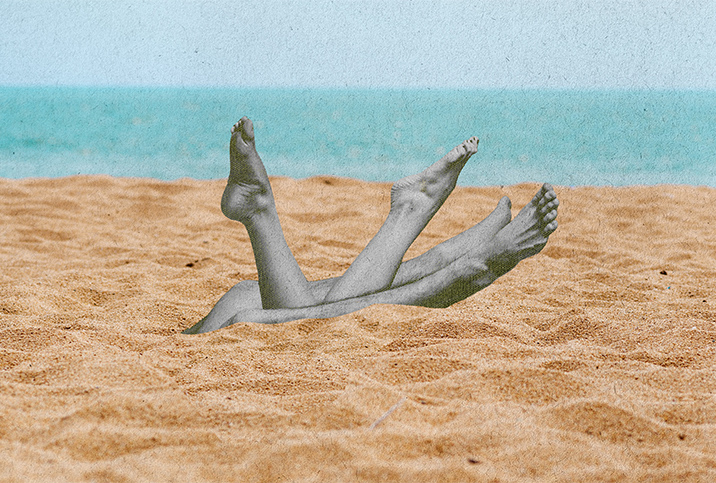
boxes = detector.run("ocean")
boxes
[1,87,715,186]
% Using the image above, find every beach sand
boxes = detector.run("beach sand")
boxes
[1,175,714,482]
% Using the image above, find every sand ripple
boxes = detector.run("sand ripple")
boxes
[0,176,714,482]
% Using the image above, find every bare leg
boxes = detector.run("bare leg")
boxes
[389,195,512,287]
[322,137,479,303]
[412,183,559,307]
[328,184,558,310]
[184,186,558,334]
[221,117,316,309]
[483,184,559,275]
[186,196,511,332]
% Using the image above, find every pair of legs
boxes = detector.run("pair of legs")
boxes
[184,118,558,334]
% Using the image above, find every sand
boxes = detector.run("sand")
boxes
[0,175,714,482]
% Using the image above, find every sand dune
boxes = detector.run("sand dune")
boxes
[0,175,714,482]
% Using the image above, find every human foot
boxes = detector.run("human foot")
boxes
[483,184,559,275]
[389,137,479,219]
[322,136,479,304]
[220,117,275,223]
[456,195,512,250]
[426,194,513,266]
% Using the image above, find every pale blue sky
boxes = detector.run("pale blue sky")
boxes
[2,0,715,89]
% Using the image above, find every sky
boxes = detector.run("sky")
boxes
[1,0,715,89]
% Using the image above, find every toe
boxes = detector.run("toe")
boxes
[540,199,559,214]
[543,220,558,234]
[535,185,556,206]
[458,137,478,157]
[542,210,558,224]
[240,117,255,142]
[539,190,556,206]
[472,138,479,152]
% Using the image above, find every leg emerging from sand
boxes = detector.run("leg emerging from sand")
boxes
[322,136,479,303]
[221,118,317,309]
[183,118,558,333]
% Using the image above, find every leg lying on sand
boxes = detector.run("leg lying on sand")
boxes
[410,183,559,308]
[383,183,557,290]
[184,185,558,333]
[187,195,515,331]
[221,117,316,309]
[322,137,479,303]
[389,195,512,288]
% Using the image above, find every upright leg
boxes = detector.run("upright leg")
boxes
[322,136,479,303]
[221,118,316,309]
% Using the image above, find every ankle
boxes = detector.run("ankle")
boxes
[242,207,279,228]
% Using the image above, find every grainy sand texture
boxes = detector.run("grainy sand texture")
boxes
[1,175,715,482]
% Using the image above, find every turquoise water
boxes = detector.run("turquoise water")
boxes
[1,87,715,186]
